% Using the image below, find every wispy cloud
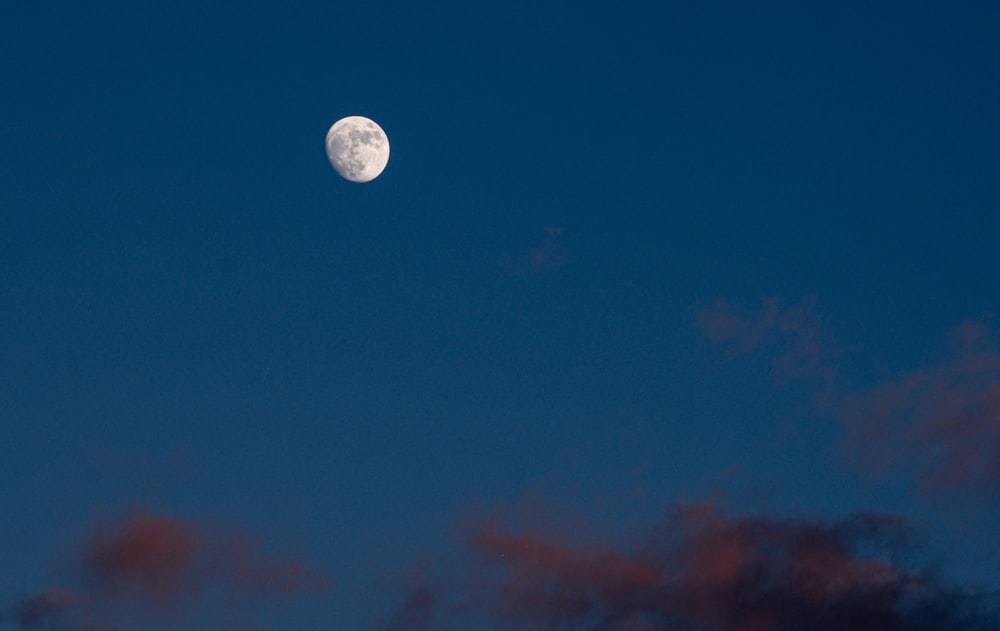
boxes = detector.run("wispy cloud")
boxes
[696,297,837,394]
[501,227,572,274]
[3,509,329,630]
[697,298,1000,498]
[384,500,998,630]
[841,319,1000,495]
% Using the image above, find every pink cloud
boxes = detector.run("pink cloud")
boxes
[698,299,1000,498]
[841,320,1000,494]
[696,297,836,391]
[83,511,202,608]
[384,501,993,630]
[9,509,329,629]
[468,522,660,626]
[221,534,331,594]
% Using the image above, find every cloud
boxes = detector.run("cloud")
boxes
[4,509,329,630]
[696,297,836,392]
[9,587,86,629]
[377,310,1000,629]
[385,501,998,630]
[220,533,330,594]
[696,300,1000,497]
[381,584,437,631]
[83,511,202,609]
[501,227,572,273]
[841,320,1000,495]
[528,227,571,271]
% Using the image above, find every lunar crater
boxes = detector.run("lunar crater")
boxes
[325,116,390,183]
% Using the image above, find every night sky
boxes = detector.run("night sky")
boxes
[3,2,1000,630]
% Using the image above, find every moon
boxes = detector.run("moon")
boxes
[325,116,390,183]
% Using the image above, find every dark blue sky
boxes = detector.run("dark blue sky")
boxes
[3,2,1000,629]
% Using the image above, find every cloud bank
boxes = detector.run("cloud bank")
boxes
[384,501,998,631]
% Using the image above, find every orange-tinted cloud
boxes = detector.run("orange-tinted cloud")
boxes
[841,320,1000,495]
[385,501,997,630]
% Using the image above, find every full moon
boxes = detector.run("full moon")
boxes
[325,116,390,183]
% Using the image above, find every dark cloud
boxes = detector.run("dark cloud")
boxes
[841,320,1000,495]
[378,559,448,631]
[381,584,437,631]
[385,501,998,631]
[387,298,1000,627]
[11,587,85,629]
[4,509,329,629]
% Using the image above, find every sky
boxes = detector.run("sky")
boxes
[2,1,1000,629]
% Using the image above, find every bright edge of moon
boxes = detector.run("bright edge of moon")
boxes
[325,116,390,183]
